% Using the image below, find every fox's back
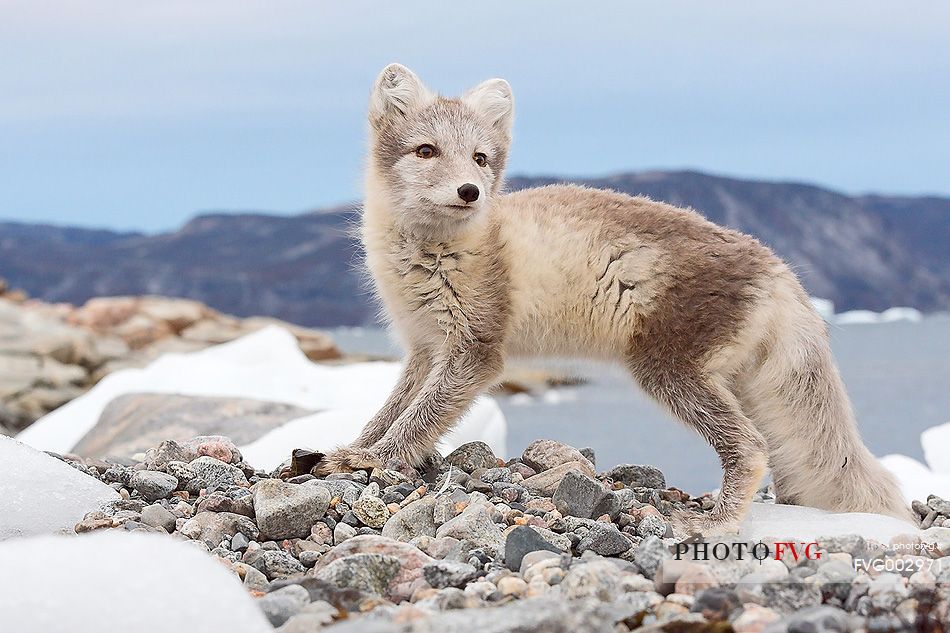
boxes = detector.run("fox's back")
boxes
[493,185,784,357]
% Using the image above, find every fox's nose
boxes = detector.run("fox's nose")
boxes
[457,183,480,203]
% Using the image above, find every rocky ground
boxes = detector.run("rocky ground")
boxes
[0,285,340,435]
[47,436,950,632]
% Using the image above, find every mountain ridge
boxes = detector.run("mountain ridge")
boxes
[3,170,947,327]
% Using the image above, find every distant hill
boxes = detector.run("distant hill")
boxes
[2,171,948,327]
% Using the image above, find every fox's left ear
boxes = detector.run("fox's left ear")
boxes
[463,79,514,137]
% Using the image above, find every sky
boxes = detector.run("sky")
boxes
[1,1,948,232]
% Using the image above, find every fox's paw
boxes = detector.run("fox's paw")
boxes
[314,446,385,476]
[671,509,740,539]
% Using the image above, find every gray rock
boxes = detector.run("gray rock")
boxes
[334,522,357,544]
[308,479,364,506]
[784,605,852,633]
[444,441,497,473]
[435,503,504,555]
[190,456,248,488]
[76,394,312,459]
[194,490,254,517]
[246,548,306,580]
[129,470,178,501]
[691,586,742,620]
[560,559,624,600]
[504,525,562,571]
[522,439,595,475]
[382,495,439,542]
[275,601,338,632]
[635,514,667,538]
[179,511,259,548]
[231,532,250,552]
[813,560,857,601]
[591,488,638,519]
[253,479,331,540]
[633,535,670,579]
[256,584,310,627]
[522,461,591,496]
[552,470,608,519]
[314,553,401,598]
[140,503,177,532]
[760,582,822,613]
[422,560,478,588]
[577,521,631,556]
[604,464,666,489]
[352,495,390,529]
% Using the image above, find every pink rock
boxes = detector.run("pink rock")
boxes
[312,535,434,603]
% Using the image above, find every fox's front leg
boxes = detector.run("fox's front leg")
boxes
[317,347,433,474]
[369,341,504,468]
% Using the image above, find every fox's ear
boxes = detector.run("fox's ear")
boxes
[463,78,514,137]
[369,63,433,127]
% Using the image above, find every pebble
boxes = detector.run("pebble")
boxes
[496,575,528,597]
[435,503,504,554]
[253,478,331,540]
[140,503,177,532]
[551,469,608,519]
[334,522,357,544]
[503,525,562,571]
[422,560,478,589]
[129,470,178,502]
[353,494,390,528]
[605,463,667,489]
[190,456,248,488]
[256,584,310,627]
[521,439,595,475]
[444,441,498,473]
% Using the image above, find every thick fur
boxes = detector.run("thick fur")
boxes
[320,63,912,533]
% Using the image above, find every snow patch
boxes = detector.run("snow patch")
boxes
[0,532,271,633]
[17,326,507,463]
[739,503,919,543]
[0,436,118,541]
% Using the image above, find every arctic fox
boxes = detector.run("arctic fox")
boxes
[319,63,911,533]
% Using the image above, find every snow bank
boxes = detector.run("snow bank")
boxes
[922,422,950,476]
[881,454,950,502]
[881,420,950,501]
[0,532,271,633]
[0,436,118,541]
[739,503,919,543]
[17,326,507,465]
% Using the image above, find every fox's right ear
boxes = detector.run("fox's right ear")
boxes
[369,63,433,128]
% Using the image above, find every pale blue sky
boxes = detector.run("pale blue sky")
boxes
[2,1,948,231]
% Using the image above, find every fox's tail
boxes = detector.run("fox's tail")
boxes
[740,295,913,522]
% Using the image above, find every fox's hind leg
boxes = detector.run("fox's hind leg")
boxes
[628,358,768,536]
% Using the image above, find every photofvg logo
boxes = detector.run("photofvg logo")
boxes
[673,540,822,563]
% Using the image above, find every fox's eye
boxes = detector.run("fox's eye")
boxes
[473,152,488,167]
[415,144,436,158]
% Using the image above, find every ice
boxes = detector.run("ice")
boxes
[17,326,507,461]
[881,453,950,502]
[739,502,920,543]
[0,531,271,633]
[809,297,835,321]
[922,421,950,475]
[835,307,923,325]
[0,436,118,541]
